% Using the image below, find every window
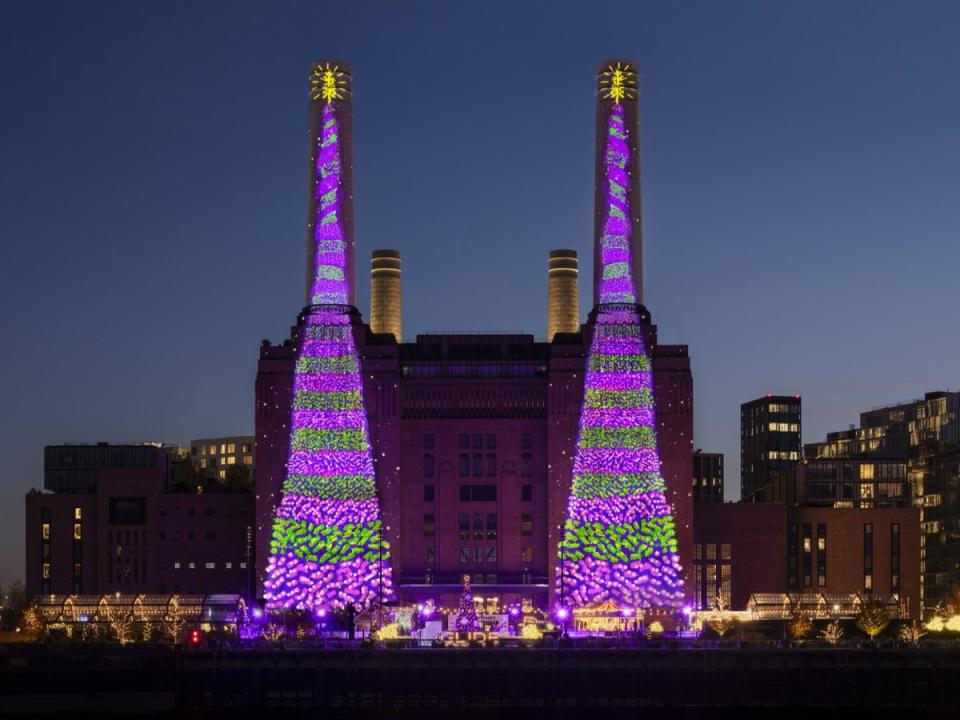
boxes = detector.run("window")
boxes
[225,562,232,569]
[891,523,900,594]
[816,523,827,587]
[459,548,469,565]
[522,433,533,449]
[459,454,469,477]
[521,547,533,563]
[521,453,532,477]
[188,562,195,569]
[787,523,798,588]
[425,547,434,565]
[459,434,469,450]
[521,514,533,535]
[864,523,874,591]
[486,454,497,477]
[74,507,82,520]
[706,544,716,560]
[239,562,247,569]
[460,484,497,502]
[41,523,50,540]
[721,543,731,560]
[424,454,435,477]
[459,514,470,540]
[521,484,532,502]
[473,514,484,540]
[174,562,181,569]
[486,547,497,564]
[473,454,483,477]
[802,523,812,587]
[423,484,435,502]
[486,514,497,540]
[486,434,496,449]
[73,523,82,540]
[423,514,435,537]
[472,434,483,449]
[474,547,483,564]
[424,434,435,450]
[205,562,216,570]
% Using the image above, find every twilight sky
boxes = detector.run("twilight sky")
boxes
[1,1,958,586]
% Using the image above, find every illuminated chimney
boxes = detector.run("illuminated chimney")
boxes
[593,59,643,308]
[370,249,402,341]
[304,60,356,307]
[547,249,579,341]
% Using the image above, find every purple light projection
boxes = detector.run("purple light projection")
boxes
[556,101,684,610]
[264,88,393,613]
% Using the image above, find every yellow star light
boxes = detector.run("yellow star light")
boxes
[310,63,348,104]
[600,62,637,102]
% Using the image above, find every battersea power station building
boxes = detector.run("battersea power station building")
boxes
[254,60,693,613]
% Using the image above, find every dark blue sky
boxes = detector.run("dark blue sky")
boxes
[2,1,958,585]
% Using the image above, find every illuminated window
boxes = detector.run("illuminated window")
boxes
[199,459,208,469]
[769,422,778,432]
[227,456,236,465]
[42,563,50,579]
[73,523,82,540]
[225,562,232,569]
[239,562,247,569]
[41,523,50,540]
[859,463,875,480]
[521,547,533,563]
[218,469,226,479]
[200,446,206,456]
[521,514,533,535]
[706,544,716,560]
[209,445,216,455]
[721,543,731,560]
[423,514,435,537]
[243,455,253,465]
[74,507,82,520]
[205,562,215,569]
[174,562,180,569]
[227,443,236,453]
[220,444,227,454]
[188,562,195,569]
[241,444,252,453]
[459,548,469,564]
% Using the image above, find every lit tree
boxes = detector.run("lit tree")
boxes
[162,595,186,645]
[455,575,481,632]
[788,610,813,644]
[108,605,135,645]
[707,596,736,639]
[21,604,43,637]
[856,600,890,640]
[899,620,926,647]
[820,621,844,646]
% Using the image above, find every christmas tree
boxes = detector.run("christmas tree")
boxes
[264,67,393,613]
[455,575,481,632]
[556,83,684,610]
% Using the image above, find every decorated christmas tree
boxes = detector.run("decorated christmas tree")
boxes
[556,65,684,611]
[264,64,393,613]
[455,575,481,632]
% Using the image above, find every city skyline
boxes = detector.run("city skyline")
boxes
[2,1,959,588]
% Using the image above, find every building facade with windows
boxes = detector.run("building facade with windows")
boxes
[693,501,920,615]
[804,391,960,609]
[741,395,801,502]
[25,444,254,599]
[693,451,723,504]
[190,436,255,482]
[255,318,694,611]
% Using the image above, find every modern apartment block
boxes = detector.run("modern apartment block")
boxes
[741,395,801,502]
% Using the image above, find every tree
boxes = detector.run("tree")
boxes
[899,620,926,647]
[162,595,186,645]
[788,611,812,643]
[455,575,481,632]
[820,621,844,646]
[22,604,44,636]
[856,600,890,640]
[707,596,736,639]
[108,606,135,645]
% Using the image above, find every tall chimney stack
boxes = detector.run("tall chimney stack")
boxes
[547,249,579,341]
[370,249,402,341]
[305,61,356,307]
[593,59,643,308]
